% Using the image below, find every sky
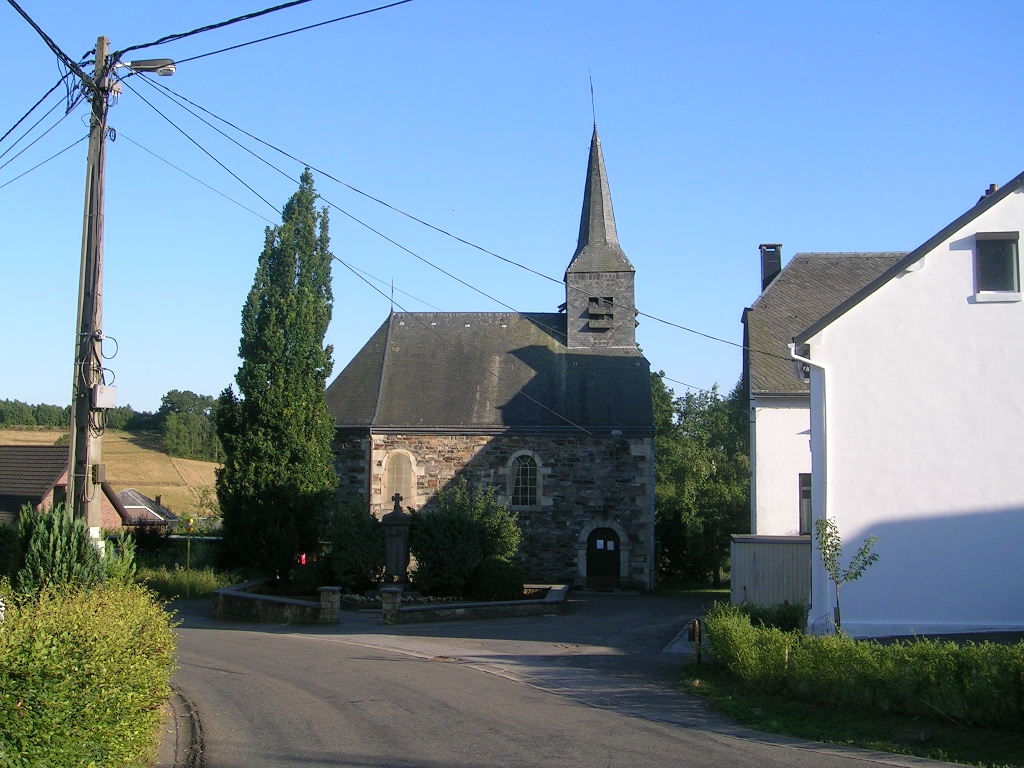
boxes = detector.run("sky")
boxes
[4,0,1024,414]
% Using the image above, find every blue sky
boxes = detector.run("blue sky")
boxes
[4,0,1024,413]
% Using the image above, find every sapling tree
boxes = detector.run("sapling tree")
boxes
[814,516,879,632]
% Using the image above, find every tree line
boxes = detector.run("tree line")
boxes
[0,390,224,463]
[652,372,751,586]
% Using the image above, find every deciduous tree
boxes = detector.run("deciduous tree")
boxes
[653,373,749,585]
[216,170,337,578]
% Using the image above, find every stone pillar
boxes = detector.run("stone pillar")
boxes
[319,586,341,623]
[380,585,403,624]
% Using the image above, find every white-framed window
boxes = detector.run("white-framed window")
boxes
[974,232,1021,301]
[509,453,539,507]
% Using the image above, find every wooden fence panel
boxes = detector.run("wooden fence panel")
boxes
[730,534,810,607]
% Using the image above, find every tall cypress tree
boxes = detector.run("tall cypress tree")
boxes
[216,170,337,578]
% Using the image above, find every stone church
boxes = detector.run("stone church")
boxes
[325,128,656,589]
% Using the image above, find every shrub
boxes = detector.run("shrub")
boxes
[703,602,796,690]
[103,529,138,585]
[410,505,482,596]
[703,602,1024,729]
[0,525,17,578]
[0,584,177,767]
[738,600,808,632]
[14,503,103,594]
[469,557,524,601]
[409,480,522,597]
[321,497,385,592]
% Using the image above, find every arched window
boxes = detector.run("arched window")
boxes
[384,452,414,507]
[510,454,538,507]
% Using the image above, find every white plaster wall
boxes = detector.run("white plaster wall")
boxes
[751,397,811,535]
[805,189,1024,637]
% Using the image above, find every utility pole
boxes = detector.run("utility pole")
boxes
[68,36,111,540]
[66,39,175,540]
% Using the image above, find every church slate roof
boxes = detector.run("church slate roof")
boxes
[745,253,905,396]
[325,311,653,434]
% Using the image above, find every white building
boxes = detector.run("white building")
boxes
[794,177,1024,637]
[743,246,903,537]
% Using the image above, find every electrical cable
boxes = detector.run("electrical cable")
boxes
[0,99,74,170]
[129,76,757,395]
[117,132,277,225]
[6,0,95,89]
[113,0,320,58]
[156,0,415,66]
[118,78,279,213]
[334,253,593,434]
[140,78,789,363]
[130,75,571,342]
[0,74,71,149]
[116,130,442,311]
[0,135,87,190]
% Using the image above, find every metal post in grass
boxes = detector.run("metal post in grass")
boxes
[185,517,195,598]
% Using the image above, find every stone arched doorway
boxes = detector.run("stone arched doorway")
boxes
[585,527,621,588]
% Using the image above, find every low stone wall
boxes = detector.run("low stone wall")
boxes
[212,581,341,624]
[381,585,569,625]
[212,581,569,625]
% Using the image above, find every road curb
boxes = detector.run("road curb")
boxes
[156,686,204,768]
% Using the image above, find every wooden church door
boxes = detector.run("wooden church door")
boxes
[586,527,621,588]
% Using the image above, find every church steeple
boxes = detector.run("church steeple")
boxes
[567,125,634,275]
[565,126,637,349]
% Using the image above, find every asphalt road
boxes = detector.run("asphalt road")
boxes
[171,594,958,768]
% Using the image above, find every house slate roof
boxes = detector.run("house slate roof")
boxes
[565,126,635,276]
[325,311,653,435]
[745,253,905,396]
[795,170,1024,344]
[117,487,179,526]
[0,445,69,523]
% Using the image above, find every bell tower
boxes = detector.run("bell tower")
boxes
[564,126,636,349]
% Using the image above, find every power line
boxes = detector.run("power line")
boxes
[117,132,277,225]
[6,0,95,89]
[0,98,76,171]
[146,78,564,287]
[132,77,786,365]
[118,78,279,212]
[130,75,571,342]
[119,0,415,65]
[335,257,593,434]
[0,75,71,149]
[114,0,318,58]
[0,135,87,190]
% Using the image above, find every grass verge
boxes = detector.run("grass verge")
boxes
[681,662,1024,768]
[139,565,242,599]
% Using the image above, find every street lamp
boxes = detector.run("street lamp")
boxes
[125,58,176,76]
[67,37,174,541]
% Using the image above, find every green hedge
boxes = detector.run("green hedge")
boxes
[704,602,1024,729]
[0,583,177,767]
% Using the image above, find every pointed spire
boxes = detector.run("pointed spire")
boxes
[567,126,633,274]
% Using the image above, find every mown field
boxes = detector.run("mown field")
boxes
[0,427,218,516]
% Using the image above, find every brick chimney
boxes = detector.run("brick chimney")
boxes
[759,243,782,292]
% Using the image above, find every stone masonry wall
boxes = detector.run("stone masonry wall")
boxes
[336,432,655,589]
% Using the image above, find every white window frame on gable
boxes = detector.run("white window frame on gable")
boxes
[974,231,1022,302]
